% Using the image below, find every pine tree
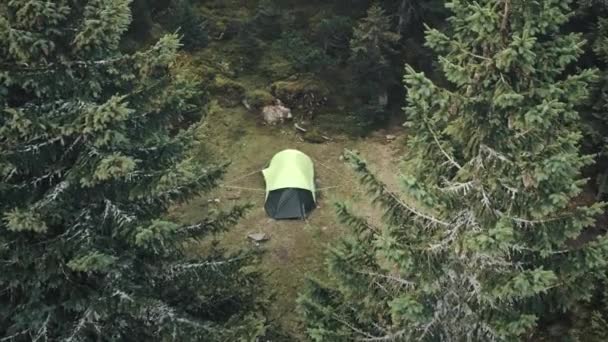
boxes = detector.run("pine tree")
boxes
[0,1,264,340]
[575,2,608,198]
[563,3,608,340]
[349,3,400,124]
[166,0,209,52]
[299,0,608,340]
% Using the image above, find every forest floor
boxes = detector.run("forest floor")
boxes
[169,101,405,337]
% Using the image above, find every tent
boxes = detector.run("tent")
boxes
[262,149,316,219]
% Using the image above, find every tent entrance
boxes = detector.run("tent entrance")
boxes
[265,188,315,219]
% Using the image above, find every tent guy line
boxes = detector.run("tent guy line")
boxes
[220,185,266,192]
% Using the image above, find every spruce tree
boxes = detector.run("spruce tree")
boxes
[0,1,263,340]
[165,0,209,52]
[300,0,608,340]
[577,2,608,197]
[349,3,400,124]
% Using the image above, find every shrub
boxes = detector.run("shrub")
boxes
[211,76,246,107]
[258,50,297,79]
[303,128,326,143]
[312,15,353,61]
[273,32,334,72]
[245,90,275,109]
[234,26,264,69]
[270,75,330,114]
[252,0,282,40]
[164,0,209,51]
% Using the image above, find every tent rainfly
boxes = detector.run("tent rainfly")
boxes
[262,149,316,219]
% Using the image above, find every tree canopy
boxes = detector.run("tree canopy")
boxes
[0,1,264,340]
[4,0,608,340]
[299,0,608,340]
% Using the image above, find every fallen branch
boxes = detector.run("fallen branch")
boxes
[242,99,251,111]
[294,123,308,132]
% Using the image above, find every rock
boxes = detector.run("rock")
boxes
[262,99,292,125]
[338,155,344,161]
[321,226,328,231]
[385,134,397,141]
[226,191,241,200]
[247,232,269,242]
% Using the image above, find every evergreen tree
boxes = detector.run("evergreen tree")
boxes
[299,0,608,340]
[348,3,400,124]
[165,0,209,52]
[0,1,264,340]
[574,1,608,198]
[562,4,608,340]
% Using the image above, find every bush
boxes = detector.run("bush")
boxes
[312,15,353,61]
[252,0,282,40]
[234,27,264,69]
[245,90,275,109]
[273,32,334,72]
[303,127,326,143]
[258,48,296,79]
[164,0,208,51]
[271,75,329,110]
[352,102,388,128]
[211,76,246,107]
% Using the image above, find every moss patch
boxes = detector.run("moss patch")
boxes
[211,75,246,107]
[245,89,275,109]
[302,127,326,143]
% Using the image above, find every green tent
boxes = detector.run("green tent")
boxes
[262,149,316,219]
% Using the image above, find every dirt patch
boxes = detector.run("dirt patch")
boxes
[273,246,290,263]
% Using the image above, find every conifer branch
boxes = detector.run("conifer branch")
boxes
[345,150,450,227]
[0,330,29,342]
[329,312,377,340]
[357,329,407,341]
[356,270,415,288]
[424,119,462,170]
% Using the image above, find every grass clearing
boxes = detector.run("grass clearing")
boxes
[169,101,404,337]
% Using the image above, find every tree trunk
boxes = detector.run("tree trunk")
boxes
[378,90,388,107]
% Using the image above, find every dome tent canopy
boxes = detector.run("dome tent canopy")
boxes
[262,149,316,219]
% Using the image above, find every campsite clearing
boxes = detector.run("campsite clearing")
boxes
[170,104,403,336]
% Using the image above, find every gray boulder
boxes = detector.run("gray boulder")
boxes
[262,99,292,125]
[247,232,270,242]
